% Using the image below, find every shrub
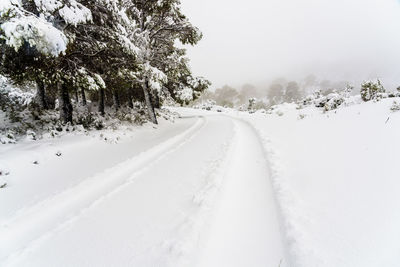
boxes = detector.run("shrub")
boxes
[248,98,256,111]
[390,101,400,112]
[301,86,351,111]
[361,80,385,102]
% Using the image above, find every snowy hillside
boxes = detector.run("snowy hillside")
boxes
[1,95,400,266]
[235,97,400,267]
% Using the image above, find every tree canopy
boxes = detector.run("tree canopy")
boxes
[0,0,209,124]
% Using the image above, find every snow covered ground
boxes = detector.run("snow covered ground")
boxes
[1,97,400,266]
[234,97,400,267]
[0,112,288,267]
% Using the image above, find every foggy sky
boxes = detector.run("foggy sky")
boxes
[181,0,400,90]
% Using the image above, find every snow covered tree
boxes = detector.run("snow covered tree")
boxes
[268,83,284,105]
[54,0,142,118]
[1,0,207,126]
[0,0,93,122]
[360,80,385,102]
[284,81,302,102]
[248,97,256,111]
[238,84,258,104]
[158,48,210,106]
[126,0,202,123]
[214,85,238,107]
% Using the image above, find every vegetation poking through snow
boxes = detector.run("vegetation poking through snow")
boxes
[360,80,386,102]
[390,101,400,112]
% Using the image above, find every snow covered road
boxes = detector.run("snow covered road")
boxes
[0,112,288,267]
[197,118,288,267]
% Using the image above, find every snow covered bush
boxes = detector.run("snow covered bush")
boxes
[247,97,268,113]
[390,101,400,112]
[248,98,256,112]
[0,78,36,138]
[301,90,324,107]
[360,80,385,102]
[298,113,306,120]
[300,85,354,111]
[177,88,194,105]
[321,93,346,111]
[194,100,216,111]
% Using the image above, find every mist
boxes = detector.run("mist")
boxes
[182,0,400,90]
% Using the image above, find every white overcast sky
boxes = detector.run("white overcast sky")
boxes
[181,0,400,89]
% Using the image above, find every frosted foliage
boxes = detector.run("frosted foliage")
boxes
[144,63,167,92]
[1,16,68,56]
[0,75,35,106]
[118,34,140,55]
[58,0,92,26]
[94,74,105,89]
[77,68,105,91]
[178,88,193,102]
[33,0,92,24]
[33,0,63,13]
[1,0,92,56]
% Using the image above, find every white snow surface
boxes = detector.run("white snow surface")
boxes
[233,98,400,267]
[1,98,400,266]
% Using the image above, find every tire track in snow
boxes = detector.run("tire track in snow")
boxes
[162,117,239,266]
[243,119,298,267]
[241,118,294,267]
[0,116,207,265]
[195,117,290,267]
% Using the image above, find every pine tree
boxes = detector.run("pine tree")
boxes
[125,0,203,123]
[1,0,208,126]
[284,81,302,103]
[268,83,284,105]
[1,0,92,122]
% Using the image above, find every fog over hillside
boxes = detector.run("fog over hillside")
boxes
[182,0,400,90]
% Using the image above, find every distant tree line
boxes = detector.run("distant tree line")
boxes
[0,0,210,125]
[197,75,351,109]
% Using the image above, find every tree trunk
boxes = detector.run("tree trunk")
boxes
[81,88,87,106]
[36,79,48,110]
[152,91,160,109]
[128,91,134,109]
[57,81,73,123]
[113,90,120,111]
[74,88,79,103]
[142,80,158,124]
[98,88,105,116]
